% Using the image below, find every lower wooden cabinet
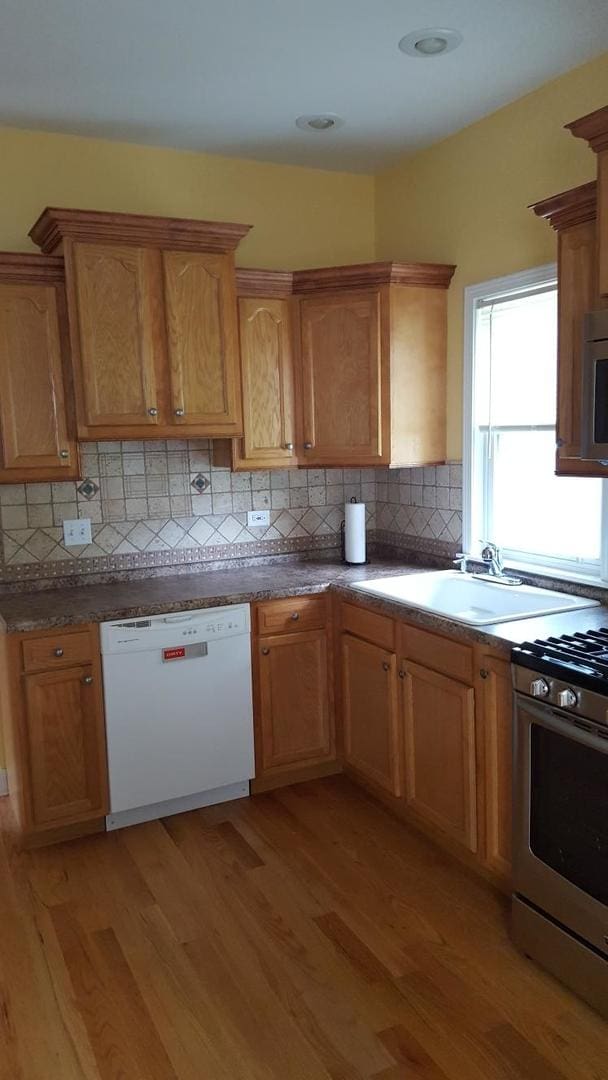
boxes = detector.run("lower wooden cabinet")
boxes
[342,633,402,796]
[1,624,109,846]
[477,652,513,881]
[253,598,336,789]
[401,659,477,853]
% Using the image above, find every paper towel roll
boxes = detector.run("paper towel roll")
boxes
[344,501,366,564]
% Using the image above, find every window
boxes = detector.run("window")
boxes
[464,265,605,580]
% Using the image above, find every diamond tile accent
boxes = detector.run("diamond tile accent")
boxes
[77,478,100,500]
[190,472,210,494]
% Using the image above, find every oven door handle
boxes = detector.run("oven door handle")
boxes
[515,692,608,753]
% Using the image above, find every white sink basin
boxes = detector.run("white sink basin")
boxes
[350,570,600,626]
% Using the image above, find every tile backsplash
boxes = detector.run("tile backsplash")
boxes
[0,444,462,585]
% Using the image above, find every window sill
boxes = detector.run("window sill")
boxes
[501,559,608,594]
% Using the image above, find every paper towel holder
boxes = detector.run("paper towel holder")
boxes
[341,497,370,565]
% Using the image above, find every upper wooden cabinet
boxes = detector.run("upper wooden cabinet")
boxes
[0,253,78,483]
[532,182,608,477]
[566,104,608,298]
[293,262,455,467]
[29,207,250,441]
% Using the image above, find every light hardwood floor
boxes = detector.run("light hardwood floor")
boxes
[1,775,607,1080]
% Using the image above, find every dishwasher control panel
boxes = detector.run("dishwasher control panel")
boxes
[100,603,251,655]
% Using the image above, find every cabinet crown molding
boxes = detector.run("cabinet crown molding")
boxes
[530,181,597,230]
[292,261,456,293]
[236,268,294,297]
[566,104,608,153]
[0,251,65,285]
[29,207,252,255]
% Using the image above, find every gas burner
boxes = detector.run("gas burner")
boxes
[513,627,608,694]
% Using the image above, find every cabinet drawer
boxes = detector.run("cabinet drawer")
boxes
[256,595,327,636]
[400,623,473,685]
[340,601,395,651]
[22,631,93,673]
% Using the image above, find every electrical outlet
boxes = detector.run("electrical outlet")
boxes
[247,509,270,528]
[63,518,92,546]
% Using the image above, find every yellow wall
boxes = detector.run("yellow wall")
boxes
[0,125,375,268]
[375,51,608,459]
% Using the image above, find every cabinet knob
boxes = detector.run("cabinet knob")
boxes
[398,669,406,679]
[382,661,390,672]
[59,450,69,460]
[175,408,185,417]
[54,647,64,657]
[480,668,489,679]
[82,675,93,685]
[303,442,313,450]
[290,611,300,621]
[556,436,565,448]
[284,442,294,451]
[148,407,158,417]
[261,647,270,656]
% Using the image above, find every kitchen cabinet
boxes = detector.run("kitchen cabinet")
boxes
[1,624,108,847]
[476,650,512,882]
[293,262,455,467]
[532,182,608,477]
[566,104,608,299]
[0,253,78,483]
[29,207,250,441]
[230,269,297,470]
[342,632,402,796]
[252,596,337,790]
[401,658,477,853]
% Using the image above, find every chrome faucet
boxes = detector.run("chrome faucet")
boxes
[453,552,472,573]
[481,542,504,577]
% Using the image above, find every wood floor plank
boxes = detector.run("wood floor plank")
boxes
[1,776,608,1080]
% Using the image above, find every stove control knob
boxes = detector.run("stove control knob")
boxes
[530,678,550,698]
[557,687,578,709]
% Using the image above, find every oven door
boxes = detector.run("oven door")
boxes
[514,693,608,957]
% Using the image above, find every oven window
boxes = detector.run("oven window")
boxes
[594,358,608,444]
[530,722,608,905]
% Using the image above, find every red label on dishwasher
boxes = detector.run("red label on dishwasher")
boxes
[163,646,186,661]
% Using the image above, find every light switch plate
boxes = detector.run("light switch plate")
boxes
[63,518,92,546]
[247,509,270,527]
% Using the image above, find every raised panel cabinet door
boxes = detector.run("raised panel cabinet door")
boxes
[0,282,76,477]
[556,221,597,466]
[299,291,384,464]
[402,660,477,852]
[256,629,334,773]
[23,663,108,829]
[239,296,295,465]
[163,250,242,434]
[71,243,162,432]
[342,633,401,796]
[479,655,512,881]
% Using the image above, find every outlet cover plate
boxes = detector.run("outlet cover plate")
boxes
[63,518,92,546]
[247,509,270,528]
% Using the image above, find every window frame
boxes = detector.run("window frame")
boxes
[462,264,608,583]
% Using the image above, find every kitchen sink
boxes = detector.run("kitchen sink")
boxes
[350,570,600,626]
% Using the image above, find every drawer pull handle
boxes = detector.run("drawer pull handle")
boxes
[303,442,313,450]
[290,612,300,621]
[82,675,93,685]
[54,647,64,657]
[175,408,185,417]
[59,449,69,460]
[382,661,390,672]
[148,407,158,417]
[284,442,294,451]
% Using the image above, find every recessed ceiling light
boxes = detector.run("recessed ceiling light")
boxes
[398,28,463,58]
[295,113,344,132]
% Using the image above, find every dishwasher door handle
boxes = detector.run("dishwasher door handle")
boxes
[161,614,195,624]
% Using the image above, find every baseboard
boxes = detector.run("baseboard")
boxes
[0,769,8,797]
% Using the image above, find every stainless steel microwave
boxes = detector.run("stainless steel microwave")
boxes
[581,308,608,459]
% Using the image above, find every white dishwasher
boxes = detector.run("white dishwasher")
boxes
[100,604,254,830]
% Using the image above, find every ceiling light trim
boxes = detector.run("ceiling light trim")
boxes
[398,28,463,58]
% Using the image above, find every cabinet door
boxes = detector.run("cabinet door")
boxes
[256,629,333,773]
[71,243,163,434]
[237,296,295,466]
[342,634,401,795]
[402,660,477,852]
[299,291,384,465]
[23,663,108,829]
[478,655,512,881]
[163,251,242,434]
[0,282,76,480]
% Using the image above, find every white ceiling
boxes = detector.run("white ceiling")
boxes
[1,0,607,173]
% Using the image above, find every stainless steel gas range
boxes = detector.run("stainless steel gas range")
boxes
[511,630,608,1018]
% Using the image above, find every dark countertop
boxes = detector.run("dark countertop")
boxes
[1,557,607,650]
